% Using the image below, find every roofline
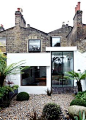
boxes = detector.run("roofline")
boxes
[0,26,14,33]
[30,27,48,35]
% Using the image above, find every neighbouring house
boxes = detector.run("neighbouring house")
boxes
[0,2,86,94]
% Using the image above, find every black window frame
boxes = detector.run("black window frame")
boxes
[21,66,46,86]
[28,39,41,52]
[51,51,74,88]
[51,36,61,47]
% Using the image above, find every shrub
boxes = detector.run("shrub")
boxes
[16,92,29,101]
[81,92,86,101]
[75,91,86,99]
[42,103,61,120]
[70,99,86,107]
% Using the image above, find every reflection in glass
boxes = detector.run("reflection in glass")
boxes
[29,39,41,52]
[52,37,60,47]
[52,52,73,87]
[0,38,6,46]
[21,66,46,86]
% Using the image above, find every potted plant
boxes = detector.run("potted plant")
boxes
[65,70,86,92]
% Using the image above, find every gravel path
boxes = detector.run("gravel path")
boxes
[0,94,74,120]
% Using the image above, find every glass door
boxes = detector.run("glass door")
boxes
[52,51,74,87]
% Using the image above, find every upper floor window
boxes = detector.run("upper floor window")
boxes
[0,37,6,53]
[28,39,41,52]
[51,37,61,47]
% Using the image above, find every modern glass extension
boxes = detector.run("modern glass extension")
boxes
[52,51,74,87]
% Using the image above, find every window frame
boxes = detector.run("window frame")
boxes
[21,66,46,86]
[51,36,61,47]
[28,39,41,52]
[0,37,6,53]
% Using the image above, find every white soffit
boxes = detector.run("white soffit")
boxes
[46,46,77,51]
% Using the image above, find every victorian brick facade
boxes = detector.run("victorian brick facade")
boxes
[0,2,86,53]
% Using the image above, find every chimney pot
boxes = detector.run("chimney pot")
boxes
[75,7,77,13]
[75,2,81,13]
[27,24,30,28]
[17,8,20,11]
[78,2,80,11]
[0,24,3,27]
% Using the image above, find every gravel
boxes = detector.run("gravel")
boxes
[0,94,74,120]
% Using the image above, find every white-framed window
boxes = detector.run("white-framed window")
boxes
[28,39,41,52]
[0,37,6,53]
[51,37,61,47]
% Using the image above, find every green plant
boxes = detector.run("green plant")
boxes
[46,89,52,96]
[0,52,29,87]
[75,91,85,99]
[12,85,19,91]
[65,70,86,92]
[42,103,61,120]
[74,110,86,120]
[4,86,14,93]
[75,91,86,102]
[70,99,86,107]
[0,85,19,100]
[16,92,29,101]
[0,86,7,99]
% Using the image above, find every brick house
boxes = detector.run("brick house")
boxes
[0,2,86,94]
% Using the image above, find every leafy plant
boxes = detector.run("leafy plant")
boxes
[75,91,85,99]
[46,89,52,96]
[30,110,37,120]
[0,53,29,87]
[0,85,19,100]
[12,85,19,91]
[65,70,86,92]
[70,99,86,107]
[0,86,7,99]
[74,110,86,120]
[75,91,86,102]
[16,92,29,101]
[42,103,61,120]
[81,93,86,101]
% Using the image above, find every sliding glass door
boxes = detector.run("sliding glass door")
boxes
[52,51,74,87]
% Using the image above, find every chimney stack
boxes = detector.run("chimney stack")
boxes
[15,8,26,27]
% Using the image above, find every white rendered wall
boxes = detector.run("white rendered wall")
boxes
[7,53,51,94]
[74,51,86,91]
[7,50,86,93]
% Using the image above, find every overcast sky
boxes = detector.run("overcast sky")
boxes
[0,0,86,32]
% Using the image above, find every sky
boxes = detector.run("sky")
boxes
[0,0,86,33]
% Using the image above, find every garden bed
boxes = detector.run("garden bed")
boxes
[0,89,18,108]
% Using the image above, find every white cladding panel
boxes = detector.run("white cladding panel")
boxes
[7,53,51,66]
[74,51,86,91]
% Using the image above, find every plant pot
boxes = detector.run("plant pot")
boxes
[9,89,18,99]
